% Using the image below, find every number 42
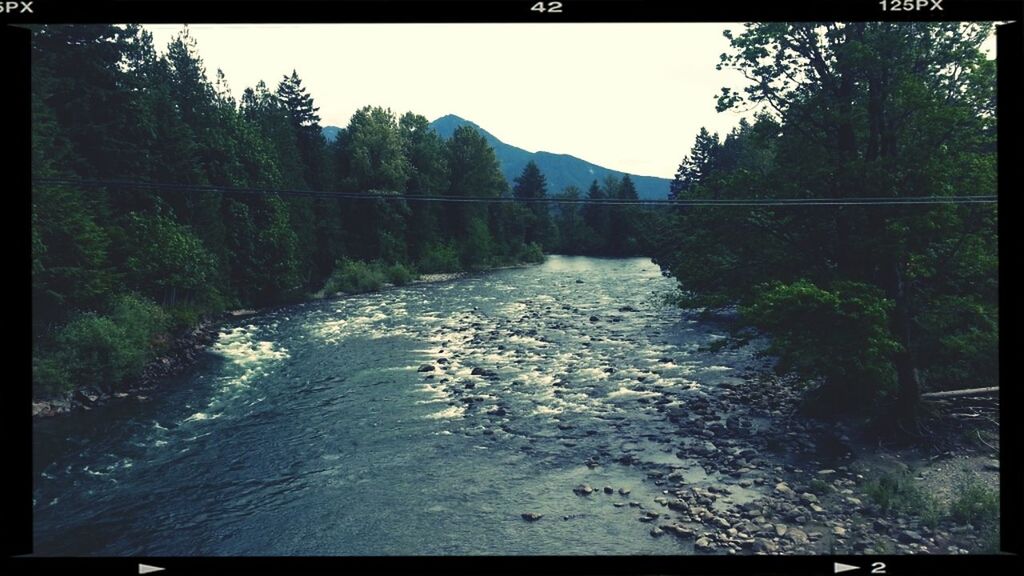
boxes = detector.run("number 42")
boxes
[531,2,563,13]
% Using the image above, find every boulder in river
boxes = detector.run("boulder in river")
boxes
[417,364,435,372]
[521,512,543,522]
[573,483,594,496]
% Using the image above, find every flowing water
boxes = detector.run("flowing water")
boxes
[32,256,767,555]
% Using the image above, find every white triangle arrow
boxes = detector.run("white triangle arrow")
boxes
[139,565,165,575]
[834,562,860,574]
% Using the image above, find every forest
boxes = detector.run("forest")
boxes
[654,23,997,428]
[31,23,997,432]
[30,25,648,398]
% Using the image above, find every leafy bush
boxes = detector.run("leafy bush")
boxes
[122,212,217,305]
[864,470,943,528]
[807,478,834,495]
[33,293,169,396]
[518,242,545,264]
[384,263,416,286]
[949,476,999,526]
[459,218,494,269]
[743,280,901,412]
[323,259,386,294]
[417,242,462,274]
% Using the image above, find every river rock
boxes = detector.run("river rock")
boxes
[694,537,714,551]
[752,539,777,554]
[521,512,543,522]
[650,526,665,538]
[417,364,435,372]
[573,483,594,496]
[898,530,924,543]
[784,527,808,545]
[603,486,614,494]
[662,524,695,538]
[667,500,689,513]
[799,492,819,504]
[619,488,631,496]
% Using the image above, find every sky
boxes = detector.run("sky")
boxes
[143,23,751,179]
[143,24,998,180]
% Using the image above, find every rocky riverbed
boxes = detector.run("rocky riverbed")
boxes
[32,256,999,555]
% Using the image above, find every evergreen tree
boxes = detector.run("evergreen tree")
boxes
[512,161,552,247]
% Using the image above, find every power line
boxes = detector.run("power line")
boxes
[32,178,999,207]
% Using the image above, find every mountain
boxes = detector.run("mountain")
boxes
[427,115,672,200]
[322,125,342,143]
[321,117,673,199]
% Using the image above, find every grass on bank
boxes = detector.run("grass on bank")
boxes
[863,469,999,550]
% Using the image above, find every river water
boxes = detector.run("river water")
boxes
[32,256,770,556]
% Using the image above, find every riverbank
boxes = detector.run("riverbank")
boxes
[31,256,1000,555]
[623,356,1001,555]
[31,319,220,418]
[30,259,543,419]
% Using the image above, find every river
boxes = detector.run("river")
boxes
[32,255,773,556]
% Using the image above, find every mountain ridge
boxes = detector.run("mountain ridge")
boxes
[321,115,672,200]
[428,114,671,200]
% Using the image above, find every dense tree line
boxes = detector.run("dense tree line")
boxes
[652,23,998,429]
[31,25,559,397]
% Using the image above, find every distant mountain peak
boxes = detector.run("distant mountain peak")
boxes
[321,116,672,199]
[426,115,670,200]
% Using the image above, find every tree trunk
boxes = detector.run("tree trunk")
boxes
[888,258,922,426]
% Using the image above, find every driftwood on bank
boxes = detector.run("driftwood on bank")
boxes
[920,386,999,400]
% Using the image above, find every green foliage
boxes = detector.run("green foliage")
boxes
[322,259,418,294]
[948,476,999,527]
[743,280,900,410]
[384,263,416,286]
[864,471,943,528]
[323,259,387,294]
[33,294,169,397]
[518,242,546,264]
[417,242,462,274]
[30,24,555,401]
[807,478,834,495]
[121,212,218,304]
[458,217,494,269]
[654,22,997,420]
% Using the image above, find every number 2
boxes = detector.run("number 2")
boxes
[871,562,887,574]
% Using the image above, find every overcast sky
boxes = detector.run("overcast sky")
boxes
[143,23,754,179]
[143,24,997,180]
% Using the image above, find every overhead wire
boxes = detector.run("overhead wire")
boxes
[32,178,999,207]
